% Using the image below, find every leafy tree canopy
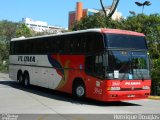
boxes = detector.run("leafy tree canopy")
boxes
[16,23,32,37]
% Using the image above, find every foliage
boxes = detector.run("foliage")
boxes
[0,20,17,44]
[72,13,125,30]
[16,23,32,37]
[0,20,32,72]
[151,58,160,95]
[72,13,106,30]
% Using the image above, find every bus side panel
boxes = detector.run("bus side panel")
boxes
[48,54,86,94]
[9,55,63,88]
[85,75,105,100]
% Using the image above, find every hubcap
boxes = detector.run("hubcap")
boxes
[76,86,84,97]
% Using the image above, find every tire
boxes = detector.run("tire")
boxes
[17,72,23,84]
[23,73,30,88]
[73,82,85,99]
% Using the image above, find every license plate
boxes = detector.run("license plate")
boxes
[128,94,135,97]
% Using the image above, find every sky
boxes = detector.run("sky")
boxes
[0,0,159,28]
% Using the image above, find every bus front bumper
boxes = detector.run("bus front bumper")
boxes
[102,90,150,101]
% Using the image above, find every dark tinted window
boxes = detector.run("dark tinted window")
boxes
[85,54,105,79]
[105,34,148,49]
[86,32,104,52]
[10,32,104,55]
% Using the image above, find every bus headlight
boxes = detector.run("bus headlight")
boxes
[107,87,121,91]
[143,86,150,90]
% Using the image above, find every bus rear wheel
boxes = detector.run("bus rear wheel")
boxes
[23,73,30,87]
[73,81,85,99]
[17,72,23,85]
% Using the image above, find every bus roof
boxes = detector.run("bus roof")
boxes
[101,28,145,36]
[11,28,145,42]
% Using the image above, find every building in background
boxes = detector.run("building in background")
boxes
[68,2,122,29]
[99,6,122,20]
[22,18,66,34]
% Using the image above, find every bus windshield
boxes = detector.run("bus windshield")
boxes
[105,33,148,50]
[106,50,150,80]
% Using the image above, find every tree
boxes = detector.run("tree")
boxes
[72,13,106,30]
[16,23,32,37]
[0,21,32,72]
[0,20,17,44]
[0,20,18,72]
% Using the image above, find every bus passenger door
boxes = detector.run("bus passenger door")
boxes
[85,54,105,99]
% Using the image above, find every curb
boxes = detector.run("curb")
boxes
[148,96,160,100]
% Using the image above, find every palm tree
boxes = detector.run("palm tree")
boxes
[100,0,120,18]
[135,1,151,14]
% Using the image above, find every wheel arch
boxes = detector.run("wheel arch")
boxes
[72,77,86,93]
[23,70,29,76]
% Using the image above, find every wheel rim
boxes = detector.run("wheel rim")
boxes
[24,77,28,86]
[76,86,85,97]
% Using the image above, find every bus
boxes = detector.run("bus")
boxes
[9,28,151,101]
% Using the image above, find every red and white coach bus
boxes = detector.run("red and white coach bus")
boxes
[9,28,151,101]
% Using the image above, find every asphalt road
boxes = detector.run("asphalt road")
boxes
[0,73,159,120]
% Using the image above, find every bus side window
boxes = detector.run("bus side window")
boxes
[10,42,15,55]
[88,33,94,52]
[64,36,70,53]
[80,35,86,53]
[56,37,61,53]
[85,32,103,53]
[59,36,65,53]
[95,33,104,51]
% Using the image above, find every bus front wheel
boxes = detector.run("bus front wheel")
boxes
[73,81,85,99]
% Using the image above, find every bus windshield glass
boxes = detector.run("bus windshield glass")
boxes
[105,33,148,49]
[106,51,150,80]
